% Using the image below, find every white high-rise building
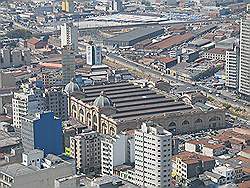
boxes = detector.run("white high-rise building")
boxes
[134,122,172,188]
[12,86,46,128]
[86,42,102,66]
[239,6,250,98]
[101,132,135,176]
[61,23,78,53]
[62,46,76,85]
[225,47,240,89]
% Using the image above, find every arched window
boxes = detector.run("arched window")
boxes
[93,114,97,124]
[72,105,77,118]
[72,104,76,111]
[79,109,84,115]
[195,119,203,124]
[182,120,190,125]
[102,123,107,134]
[79,109,84,122]
[169,122,176,127]
[87,113,91,127]
[110,127,115,135]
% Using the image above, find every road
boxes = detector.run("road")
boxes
[107,53,250,115]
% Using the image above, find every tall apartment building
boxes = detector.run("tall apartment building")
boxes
[225,46,240,89]
[134,122,172,188]
[12,86,46,128]
[101,132,135,176]
[86,41,102,66]
[61,22,78,52]
[0,149,74,188]
[62,46,76,85]
[62,0,74,13]
[239,6,250,99]
[21,111,63,155]
[45,87,68,121]
[70,129,101,175]
[0,48,31,68]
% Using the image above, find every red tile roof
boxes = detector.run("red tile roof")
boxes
[146,32,194,50]
[27,37,40,45]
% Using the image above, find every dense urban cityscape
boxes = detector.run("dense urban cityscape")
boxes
[0,0,249,187]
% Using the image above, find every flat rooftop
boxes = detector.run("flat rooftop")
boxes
[105,26,164,42]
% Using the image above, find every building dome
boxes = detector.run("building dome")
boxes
[93,91,113,108]
[64,78,81,94]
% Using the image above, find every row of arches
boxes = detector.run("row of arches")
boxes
[71,103,116,135]
[168,116,221,127]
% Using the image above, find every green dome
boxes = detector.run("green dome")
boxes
[93,91,113,107]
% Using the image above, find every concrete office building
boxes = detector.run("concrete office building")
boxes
[239,6,250,99]
[62,46,76,85]
[61,23,78,52]
[86,42,102,66]
[101,132,134,176]
[0,149,74,188]
[0,48,31,68]
[134,122,172,188]
[45,87,68,121]
[70,129,101,175]
[21,111,63,155]
[225,47,240,89]
[12,86,46,128]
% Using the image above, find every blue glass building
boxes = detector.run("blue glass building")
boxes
[21,111,63,155]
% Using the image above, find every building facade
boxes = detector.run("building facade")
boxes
[134,122,172,188]
[0,150,74,188]
[45,87,68,121]
[21,111,63,155]
[101,132,134,176]
[69,82,226,136]
[61,23,78,52]
[70,129,101,175]
[0,48,31,69]
[62,0,74,12]
[86,42,102,66]
[239,9,250,99]
[62,46,76,85]
[12,87,46,128]
[225,47,240,89]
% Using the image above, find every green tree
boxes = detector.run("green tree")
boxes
[6,29,32,39]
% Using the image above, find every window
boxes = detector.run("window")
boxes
[182,120,190,125]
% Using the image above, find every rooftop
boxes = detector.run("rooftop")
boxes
[72,82,193,121]
[105,26,164,42]
[174,151,215,165]
[187,139,224,149]
[205,48,227,55]
[146,32,194,50]
[0,163,36,178]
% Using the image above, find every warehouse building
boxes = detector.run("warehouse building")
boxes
[103,26,165,47]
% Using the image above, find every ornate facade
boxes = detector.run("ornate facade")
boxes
[68,82,226,136]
